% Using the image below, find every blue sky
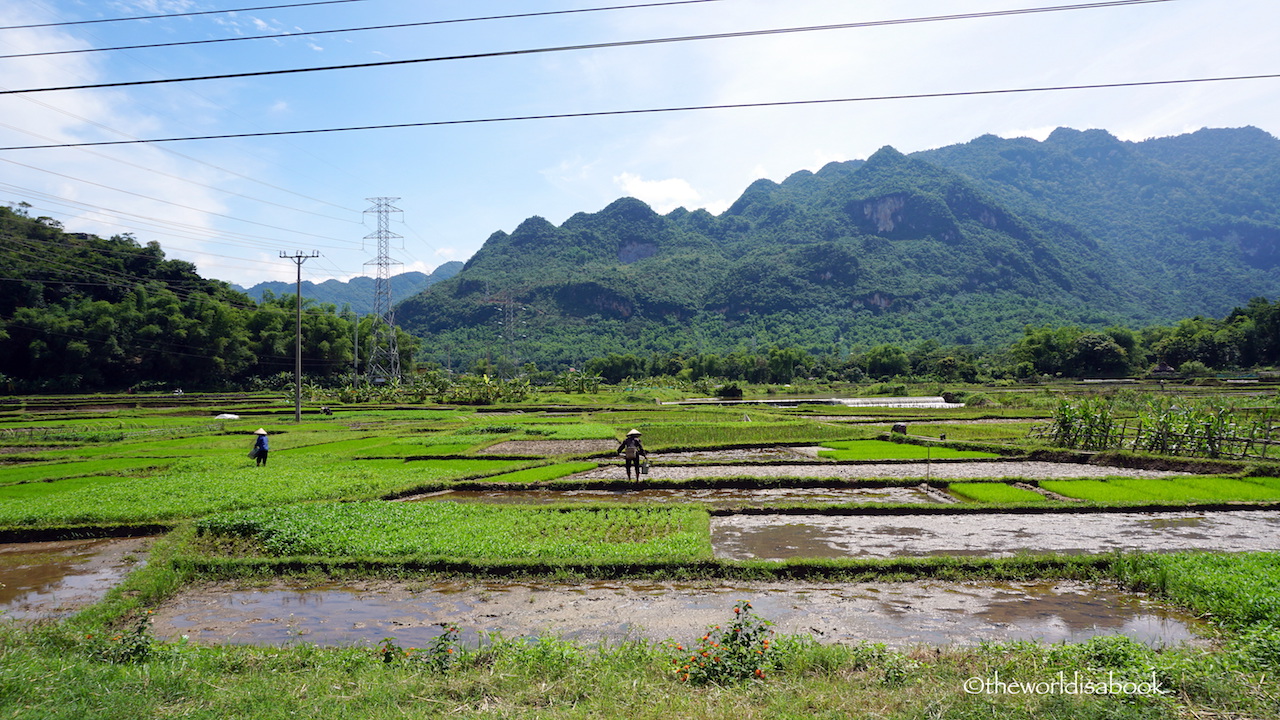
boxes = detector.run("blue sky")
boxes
[1,0,1277,287]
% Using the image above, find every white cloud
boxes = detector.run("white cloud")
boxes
[998,126,1058,142]
[613,172,704,213]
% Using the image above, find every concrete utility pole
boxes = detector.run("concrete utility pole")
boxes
[281,251,320,423]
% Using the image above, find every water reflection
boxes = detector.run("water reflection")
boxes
[408,486,935,508]
[712,510,1280,559]
[0,537,149,619]
[152,578,1203,650]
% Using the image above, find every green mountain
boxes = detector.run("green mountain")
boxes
[397,127,1280,369]
[916,126,1280,318]
[234,262,462,314]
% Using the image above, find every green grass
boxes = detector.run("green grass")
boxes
[456,417,617,441]
[817,439,1000,461]
[905,422,1040,442]
[479,461,598,483]
[1113,551,1280,637]
[34,434,265,460]
[948,482,1048,503]
[0,474,132,499]
[639,421,864,448]
[522,422,618,440]
[0,456,524,526]
[353,441,478,457]
[0,458,170,485]
[2,621,1260,720]
[195,501,712,561]
[400,458,525,476]
[1042,476,1280,503]
[286,437,399,457]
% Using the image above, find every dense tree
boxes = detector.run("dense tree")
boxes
[863,344,911,379]
[0,206,401,391]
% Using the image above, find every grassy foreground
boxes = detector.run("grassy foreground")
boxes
[1,621,1273,720]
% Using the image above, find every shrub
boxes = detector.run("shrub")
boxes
[377,625,461,672]
[714,383,744,399]
[667,601,776,685]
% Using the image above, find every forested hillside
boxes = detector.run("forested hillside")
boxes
[397,126,1280,370]
[0,206,416,391]
[233,263,462,315]
[917,126,1280,318]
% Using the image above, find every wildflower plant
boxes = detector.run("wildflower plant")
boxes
[377,624,461,673]
[84,611,157,664]
[667,600,775,685]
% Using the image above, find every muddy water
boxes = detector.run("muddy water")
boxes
[150,578,1203,649]
[712,510,1280,559]
[0,537,150,619]
[408,485,936,508]
[568,461,1181,482]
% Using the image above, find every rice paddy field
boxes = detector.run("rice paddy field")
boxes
[1,385,1278,719]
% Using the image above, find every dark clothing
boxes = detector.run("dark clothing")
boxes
[617,436,646,479]
[253,435,269,466]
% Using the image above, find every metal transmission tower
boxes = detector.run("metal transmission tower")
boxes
[363,197,403,383]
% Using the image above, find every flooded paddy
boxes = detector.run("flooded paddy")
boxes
[150,578,1202,650]
[0,537,151,620]
[408,485,937,508]
[570,460,1183,482]
[713,509,1280,560]
[664,396,964,409]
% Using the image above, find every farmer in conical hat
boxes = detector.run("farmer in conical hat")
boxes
[616,429,647,481]
[251,428,269,467]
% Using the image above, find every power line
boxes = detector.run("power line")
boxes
[2,71,1273,152]
[0,0,375,31]
[0,181,354,257]
[0,0,734,59]
[0,0,1178,97]
[0,156,352,242]
[0,92,359,214]
[0,120,357,224]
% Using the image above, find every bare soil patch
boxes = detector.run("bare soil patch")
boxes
[483,439,618,456]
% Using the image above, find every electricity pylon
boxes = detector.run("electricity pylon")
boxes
[363,198,402,384]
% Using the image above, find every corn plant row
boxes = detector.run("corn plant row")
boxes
[1043,396,1278,459]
